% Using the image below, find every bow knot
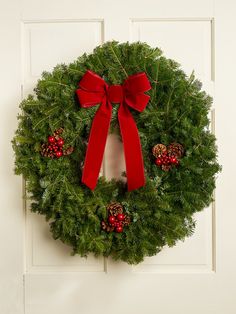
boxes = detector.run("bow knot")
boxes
[108,85,123,103]
[76,70,151,191]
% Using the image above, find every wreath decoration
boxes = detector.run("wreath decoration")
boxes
[12,41,220,264]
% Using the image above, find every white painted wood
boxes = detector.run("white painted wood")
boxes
[25,213,105,273]
[131,19,212,80]
[1,0,236,313]
[22,20,103,94]
[0,1,24,314]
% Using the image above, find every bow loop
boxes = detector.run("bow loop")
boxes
[76,70,151,191]
[76,71,107,108]
[79,70,106,92]
[124,93,150,112]
[123,72,151,112]
[124,72,151,94]
[76,89,104,108]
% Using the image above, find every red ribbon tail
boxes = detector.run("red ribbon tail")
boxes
[118,104,145,191]
[82,100,112,190]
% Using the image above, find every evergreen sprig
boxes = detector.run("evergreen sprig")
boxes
[12,41,221,264]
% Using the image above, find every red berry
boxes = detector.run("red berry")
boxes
[117,213,125,221]
[48,136,56,144]
[55,151,63,158]
[170,156,177,164]
[116,226,123,233]
[57,138,64,146]
[108,216,116,225]
[155,157,162,166]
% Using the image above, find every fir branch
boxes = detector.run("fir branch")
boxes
[109,43,128,77]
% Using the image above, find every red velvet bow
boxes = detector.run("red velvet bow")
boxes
[76,70,151,191]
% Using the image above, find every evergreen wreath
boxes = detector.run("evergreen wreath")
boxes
[12,41,220,264]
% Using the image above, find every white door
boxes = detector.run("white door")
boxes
[1,0,236,313]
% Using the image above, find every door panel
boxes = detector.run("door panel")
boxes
[130,18,214,273]
[131,19,212,80]
[26,213,105,273]
[22,18,106,275]
[22,20,103,94]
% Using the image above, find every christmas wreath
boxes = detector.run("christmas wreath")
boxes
[12,41,220,264]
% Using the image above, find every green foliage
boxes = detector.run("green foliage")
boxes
[12,41,221,264]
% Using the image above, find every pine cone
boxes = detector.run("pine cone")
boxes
[107,202,123,216]
[101,221,115,232]
[168,143,184,158]
[161,164,171,172]
[54,128,64,137]
[152,144,167,158]
[123,215,131,226]
[41,143,47,155]
[41,143,55,158]
[63,146,74,156]
[101,221,107,231]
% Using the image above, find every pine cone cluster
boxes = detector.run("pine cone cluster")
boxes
[41,128,74,159]
[101,202,131,233]
[152,142,184,171]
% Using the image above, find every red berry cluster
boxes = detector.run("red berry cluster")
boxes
[152,143,184,171]
[108,213,126,233]
[47,135,64,158]
[101,203,131,233]
[155,153,179,167]
[41,128,74,159]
